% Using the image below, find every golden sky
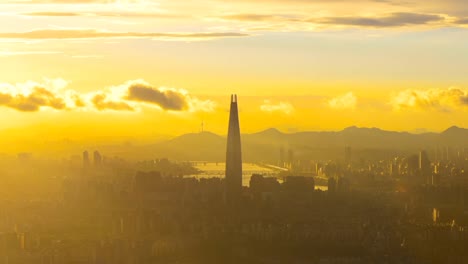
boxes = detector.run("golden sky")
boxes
[0,0,468,143]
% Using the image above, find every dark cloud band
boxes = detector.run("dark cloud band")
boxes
[317,12,443,27]
[127,84,188,111]
[0,87,66,112]
[0,29,249,40]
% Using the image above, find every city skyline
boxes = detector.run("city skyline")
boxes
[0,93,466,263]
[2,1,468,263]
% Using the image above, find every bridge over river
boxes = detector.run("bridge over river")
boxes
[187,162,328,190]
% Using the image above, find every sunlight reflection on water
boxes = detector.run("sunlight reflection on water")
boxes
[188,162,327,190]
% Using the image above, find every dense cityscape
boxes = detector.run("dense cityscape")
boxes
[0,95,466,264]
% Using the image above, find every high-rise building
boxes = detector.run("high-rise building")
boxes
[279,146,285,167]
[94,150,102,167]
[225,94,242,204]
[419,150,431,184]
[288,149,294,170]
[344,146,352,164]
[419,150,430,171]
[83,151,90,168]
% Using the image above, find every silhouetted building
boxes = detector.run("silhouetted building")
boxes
[251,174,280,190]
[336,177,350,192]
[328,177,337,193]
[225,94,242,204]
[445,146,450,161]
[433,147,437,162]
[419,150,430,171]
[17,152,32,163]
[134,171,162,193]
[345,146,351,164]
[406,154,419,177]
[279,147,285,167]
[419,150,431,183]
[283,176,315,193]
[288,149,294,170]
[93,151,102,167]
[83,151,90,168]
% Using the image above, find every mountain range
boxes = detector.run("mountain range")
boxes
[138,126,468,163]
[14,126,465,162]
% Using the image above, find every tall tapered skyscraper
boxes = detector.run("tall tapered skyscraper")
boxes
[225,94,242,203]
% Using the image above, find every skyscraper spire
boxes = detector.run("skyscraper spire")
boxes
[225,94,242,204]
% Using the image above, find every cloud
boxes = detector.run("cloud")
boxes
[4,0,115,3]
[91,93,134,111]
[0,0,408,3]
[217,11,447,30]
[21,11,184,19]
[189,97,217,112]
[70,54,103,58]
[221,14,299,22]
[0,79,216,113]
[0,29,248,40]
[390,88,468,112]
[454,17,468,24]
[328,92,357,110]
[121,80,216,112]
[11,87,66,111]
[126,83,188,111]
[67,91,86,107]
[221,14,278,21]
[0,79,79,112]
[22,12,82,16]
[0,50,62,56]
[315,12,444,27]
[88,80,216,112]
[260,100,294,114]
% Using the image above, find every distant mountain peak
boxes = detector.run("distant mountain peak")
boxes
[343,126,382,132]
[199,131,219,136]
[443,125,466,134]
[445,125,461,131]
[343,126,359,131]
[257,128,284,135]
[170,131,222,142]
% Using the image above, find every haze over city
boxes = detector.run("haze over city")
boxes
[1,0,468,263]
